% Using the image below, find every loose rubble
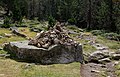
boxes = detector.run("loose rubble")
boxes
[28,22,78,49]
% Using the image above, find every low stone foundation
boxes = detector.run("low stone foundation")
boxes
[4,41,84,64]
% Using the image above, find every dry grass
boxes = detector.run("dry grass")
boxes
[0,58,80,77]
[18,27,36,38]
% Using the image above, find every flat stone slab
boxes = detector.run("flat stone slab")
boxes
[4,41,84,64]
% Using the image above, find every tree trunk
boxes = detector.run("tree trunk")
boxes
[87,0,92,30]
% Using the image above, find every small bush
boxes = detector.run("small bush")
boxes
[48,16,56,29]
[2,17,12,28]
[68,18,77,25]
[91,30,105,35]
[103,32,120,41]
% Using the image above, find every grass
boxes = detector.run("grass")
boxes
[96,35,120,51]
[0,28,26,46]
[70,32,96,54]
[0,27,37,47]
[0,58,81,77]
[0,50,7,54]
[67,25,83,33]
[115,61,120,77]
[18,27,36,38]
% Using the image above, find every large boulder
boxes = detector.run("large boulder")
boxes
[4,41,84,64]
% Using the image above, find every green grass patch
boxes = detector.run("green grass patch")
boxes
[67,25,84,33]
[0,50,7,54]
[0,28,26,46]
[83,45,96,53]
[96,36,120,50]
[115,62,120,77]
[0,36,26,46]
[18,27,36,38]
[0,58,81,77]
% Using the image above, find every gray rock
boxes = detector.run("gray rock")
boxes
[4,41,84,64]
[0,47,3,50]
[88,51,110,62]
[98,58,111,63]
[9,27,18,31]
[30,28,42,32]
[0,36,4,38]
[4,33,13,38]
[68,30,78,34]
[12,30,27,38]
[114,61,119,65]
[115,49,120,54]
[112,54,120,60]
[91,70,100,73]
[93,44,109,50]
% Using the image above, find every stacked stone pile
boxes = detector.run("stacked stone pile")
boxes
[28,22,78,49]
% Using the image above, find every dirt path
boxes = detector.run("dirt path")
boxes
[80,62,117,77]
[106,62,117,77]
[80,36,117,77]
[80,63,103,77]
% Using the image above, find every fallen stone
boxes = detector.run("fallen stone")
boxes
[30,28,42,32]
[98,58,111,63]
[0,36,4,38]
[112,54,120,60]
[12,29,27,38]
[88,51,110,63]
[100,65,106,68]
[93,44,109,50]
[91,70,100,73]
[0,47,3,50]
[9,27,18,31]
[114,61,119,65]
[4,33,13,38]
[4,41,84,64]
[0,74,5,76]
[115,49,120,54]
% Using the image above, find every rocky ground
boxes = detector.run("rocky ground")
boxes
[79,34,120,77]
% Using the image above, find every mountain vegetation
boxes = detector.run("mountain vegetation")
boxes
[0,0,120,33]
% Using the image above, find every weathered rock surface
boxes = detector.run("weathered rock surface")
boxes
[30,27,42,32]
[98,58,111,63]
[88,50,110,62]
[4,41,84,64]
[112,54,120,60]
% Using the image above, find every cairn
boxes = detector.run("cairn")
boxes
[28,22,78,49]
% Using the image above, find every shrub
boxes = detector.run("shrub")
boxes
[48,16,56,29]
[103,32,120,41]
[68,18,77,25]
[91,30,105,35]
[2,17,12,28]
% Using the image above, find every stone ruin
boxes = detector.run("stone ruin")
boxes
[4,22,84,64]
